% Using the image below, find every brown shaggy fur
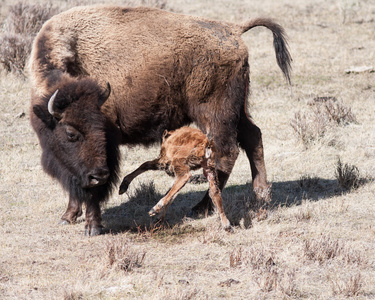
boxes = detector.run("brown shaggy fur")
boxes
[119,127,232,231]
[29,5,291,235]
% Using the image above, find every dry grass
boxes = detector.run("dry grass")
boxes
[1,0,375,299]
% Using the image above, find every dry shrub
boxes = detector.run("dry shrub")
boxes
[290,97,357,147]
[198,221,225,245]
[324,100,357,125]
[130,180,159,204]
[290,108,329,147]
[2,2,58,36]
[304,234,366,267]
[104,236,146,272]
[335,157,360,190]
[330,273,363,297]
[298,174,320,189]
[304,235,344,263]
[0,34,32,74]
[63,291,83,300]
[229,245,300,296]
[0,2,59,74]
[229,246,243,268]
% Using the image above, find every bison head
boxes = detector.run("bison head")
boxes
[32,78,115,190]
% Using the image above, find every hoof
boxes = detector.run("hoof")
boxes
[119,180,130,195]
[85,226,105,236]
[224,224,234,233]
[148,208,157,217]
[59,219,71,226]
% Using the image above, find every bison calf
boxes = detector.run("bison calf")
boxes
[119,127,232,232]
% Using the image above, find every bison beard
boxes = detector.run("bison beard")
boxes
[29,6,291,235]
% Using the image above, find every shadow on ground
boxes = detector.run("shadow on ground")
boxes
[102,177,350,234]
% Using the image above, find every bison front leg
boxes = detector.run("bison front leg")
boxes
[84,199,103,236]
[149,171,191,220]
[119,159,160,194]
[60,195,83,225]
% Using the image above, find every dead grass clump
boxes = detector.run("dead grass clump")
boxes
[290,97,357,147]
[335,157,360,190]
[304,235,344,264]
[290,107,330,146]
[130,180,159,204]
[0,34,33,74]
[0,2,59,74]
[3,2,58,36]
[324,100,357,125]
[298,175,320,190]
[329,273,363,297]
[63,291,83,300]
[104,236,146,272]
[198,221,225,245]
[229,246,243,268]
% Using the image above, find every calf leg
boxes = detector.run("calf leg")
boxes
[190,146,239,216]
[205,166,232,232]
[119,159,160,194]
[237,110,271,203]
[149,169,191,220]
[190,170,228,215]
[60,195,83,225]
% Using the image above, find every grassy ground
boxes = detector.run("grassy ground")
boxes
[1,0,374,298]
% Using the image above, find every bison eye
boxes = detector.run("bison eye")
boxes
[65,127,80,142]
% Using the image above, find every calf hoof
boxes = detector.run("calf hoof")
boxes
[84,225,104,237]
[119,179,130,195]
[224,224,234,233]
[148,208,157,217]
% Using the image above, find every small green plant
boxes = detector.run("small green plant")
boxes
[335,158,360,190]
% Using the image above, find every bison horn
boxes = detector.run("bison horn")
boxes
[99,82,111,107]
[47,89,62,119]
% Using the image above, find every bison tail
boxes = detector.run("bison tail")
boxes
[239,18,292,84]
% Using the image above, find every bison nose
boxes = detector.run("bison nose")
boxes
[88,168,110,187]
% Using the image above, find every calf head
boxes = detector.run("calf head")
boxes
[32,78,113,189]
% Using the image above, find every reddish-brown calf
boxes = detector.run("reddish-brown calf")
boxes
[119,127,232,231]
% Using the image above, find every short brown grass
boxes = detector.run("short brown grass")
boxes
[1,0,375,299]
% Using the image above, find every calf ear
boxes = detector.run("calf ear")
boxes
[33,105,56,129]
[162,130,171,142]
[98,82,111,107]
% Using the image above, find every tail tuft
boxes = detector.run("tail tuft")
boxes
[240,18,292,84]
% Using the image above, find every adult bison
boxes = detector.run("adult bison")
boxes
[29,5,291,235]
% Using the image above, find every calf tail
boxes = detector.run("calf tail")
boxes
[239,18,292,84]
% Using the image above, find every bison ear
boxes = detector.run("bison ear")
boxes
[33,105,56,129]
[98,82,111,107]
